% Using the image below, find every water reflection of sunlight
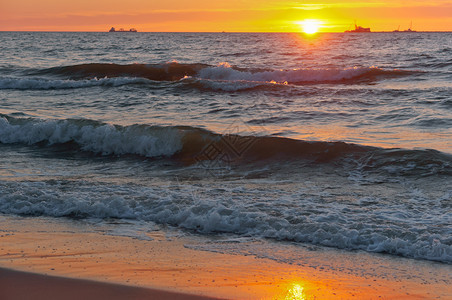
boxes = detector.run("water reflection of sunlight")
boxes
[284,283,307,300]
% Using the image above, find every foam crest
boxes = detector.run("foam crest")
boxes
[0,180,450,263]
[185,77,275,92]
[0,76,149,90]
[0,117,184,157]
[198,63,398,84]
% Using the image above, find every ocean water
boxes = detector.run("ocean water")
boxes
[0,32,451,264]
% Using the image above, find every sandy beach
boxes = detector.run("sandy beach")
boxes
[1,215,450,299]
[0,267,214,300]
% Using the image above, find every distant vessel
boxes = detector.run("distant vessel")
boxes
[345,22,371,33]
[403,22,416,32]
[393,22,416,33]
[108,27,138,32]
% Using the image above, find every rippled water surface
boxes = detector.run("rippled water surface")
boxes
[1,32,451,263]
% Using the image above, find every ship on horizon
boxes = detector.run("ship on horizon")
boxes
[345,22,371,33]
[109,27,137,32]
[393,22,416,32]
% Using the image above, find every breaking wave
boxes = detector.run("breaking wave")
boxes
[0,115,185,157]
[1,114,451,264]
[196,62,408,84]
[1,62,414,91]
[1,115,451,176]
[0,177,451,263]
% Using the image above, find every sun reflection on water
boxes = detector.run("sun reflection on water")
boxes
[284,283,308,300]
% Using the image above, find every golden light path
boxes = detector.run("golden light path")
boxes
[284,283,308,300]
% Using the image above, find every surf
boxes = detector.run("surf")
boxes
[0,62,415,91]
[1,114,451,177]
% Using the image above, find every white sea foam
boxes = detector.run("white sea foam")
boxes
[194,78,272,92]
[198,63,380,83]
[0,179,450,263]
[0,76,149,90]
[0,117,183,157]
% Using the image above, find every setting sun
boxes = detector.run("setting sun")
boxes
[297,19,322,34]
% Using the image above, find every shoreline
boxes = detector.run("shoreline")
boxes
[1,215,450,299]
[0,267,215,300]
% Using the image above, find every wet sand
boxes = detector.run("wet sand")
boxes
[0,267,214,300]
[1,215,450,299]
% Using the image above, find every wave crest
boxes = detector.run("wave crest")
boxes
[1,115,451,177]
[198,63,404,84]
[0,116,185,157]
[0,62,413,91]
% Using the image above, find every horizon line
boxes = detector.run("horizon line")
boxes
[1,30,452,33]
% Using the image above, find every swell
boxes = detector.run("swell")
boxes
[1,62,415,91]
[35,62,208,81]
[1,115,451,176]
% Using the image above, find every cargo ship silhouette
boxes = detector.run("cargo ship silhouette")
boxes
[345,22,371,33]
[393,22,416,32]
[109,27,137,32]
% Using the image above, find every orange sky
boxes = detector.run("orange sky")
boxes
[1,0,451,32]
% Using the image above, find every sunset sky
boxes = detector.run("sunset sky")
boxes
[1,0,451,32]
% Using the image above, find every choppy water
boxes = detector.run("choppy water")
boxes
[0,32,451,263]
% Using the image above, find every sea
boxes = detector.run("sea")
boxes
[0,32,451,265]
